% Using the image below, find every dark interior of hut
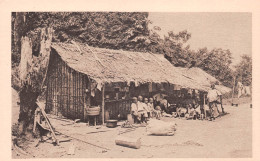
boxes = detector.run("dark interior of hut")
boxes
[88,82,208,122]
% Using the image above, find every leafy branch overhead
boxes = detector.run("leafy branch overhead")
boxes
[12,12,252,90]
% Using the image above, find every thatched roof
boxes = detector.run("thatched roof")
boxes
[51,42,208,91]
[177,67,218,86]
[177,67,231,93]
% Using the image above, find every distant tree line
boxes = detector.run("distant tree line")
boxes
[12,12,252,89]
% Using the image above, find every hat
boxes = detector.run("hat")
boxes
[211,84,215,89]
[132,97,137,100]
[155,106,161,111]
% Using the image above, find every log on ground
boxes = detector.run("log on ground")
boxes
[115,136,141,149]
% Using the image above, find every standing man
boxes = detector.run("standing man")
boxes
[207,84,224,121]
[130,97,138,123]
[143,98,149,122]
[137,96,145,123]
[148,98,155,118]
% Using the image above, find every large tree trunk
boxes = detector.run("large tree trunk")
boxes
[12,12,27,65]
[18,28,53,135]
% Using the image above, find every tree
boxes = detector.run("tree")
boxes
[12,12,150,64]
[163,30,192,66]
[16,28,53,135]
[11,12,152,134]
[234,55,252,86]
[12,12,27,66]
[191,48,234,87]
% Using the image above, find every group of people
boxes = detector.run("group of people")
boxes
[175,84,224,121]
[130,84,224,123]
[130,96,162,124]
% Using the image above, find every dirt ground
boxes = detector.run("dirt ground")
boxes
[12,89,252,158]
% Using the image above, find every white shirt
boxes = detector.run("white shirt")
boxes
[143,103,149,112]
[207,89,222,102]
[137,101,145,112]
[148,103,154,112]
[131,103,138,113]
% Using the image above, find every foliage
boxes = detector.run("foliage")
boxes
[12,12,245,90]
[163,30,192,66]
[234,55,252,86]
[12,12,151,65]
[11,65,21,91]
[192,48,234,87]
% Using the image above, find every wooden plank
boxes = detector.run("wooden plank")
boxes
[75,72,79,119]
[79,74,84,120]
[72,70,74,119]
[76,72,80,119]
[56,58,58,115]
[231,76,236,105]
[58,58,61,115]
[54,56,57,115]
[76,72,79,119]
[62,60,65,114]
[50,73,52,113]
[45,74,49,111]
[75,71,78,119]
[53,59,55,115]
[102,85,105,125]
[51,66,54,114]
[74,72,77,119]
[39,106,59,145]
[68,67,71,118]
[61,60,64,115]
[83,75,86,121]
[78,73,80,119]
[86,77,91,107]
[66,64,69,118]
[55,56,59,115]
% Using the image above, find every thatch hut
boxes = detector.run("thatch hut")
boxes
[45,42,208,123]
[177,67,231,94]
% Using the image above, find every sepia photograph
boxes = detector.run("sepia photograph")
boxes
[9,11,254,158]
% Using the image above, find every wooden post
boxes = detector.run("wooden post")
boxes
[203,93,207,118]
[231,76,236,105]
[102,84,105,125]
[85,77,91,123]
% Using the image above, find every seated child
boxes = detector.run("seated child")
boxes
[185,104,197,120]
[154,106,162,120]
[176,106,187,118]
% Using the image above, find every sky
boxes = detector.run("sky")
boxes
[148,12,252,66]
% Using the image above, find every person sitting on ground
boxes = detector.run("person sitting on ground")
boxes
[154,105,162,120]
[176,105,187,118]
[207,84,223,121]
[148,98,155,118]
[159,96,171,113]
[185,104,197,120]
[130,97,138,123]
[194,104,203,120]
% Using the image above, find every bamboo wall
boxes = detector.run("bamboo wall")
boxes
[105,99,131,120]
[45,50,160,122]
[46,51,88,121]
